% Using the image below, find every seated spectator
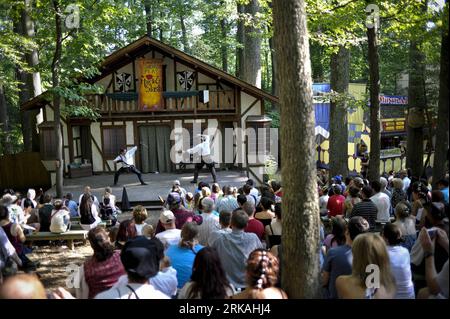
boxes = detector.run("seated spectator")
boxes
[64,193,79,218]
[95,236,169,299]
[437,179,449,204]
[49,199,71,234]
[417,227,449,299]
[1,225,22,282]
[336,233,396,299]
[391,178,408,210]
[155,192,202,234]
[323,217,347,253]
[265,203,282,249]
[210,183,222,203]
[344,186,361,218]
[197,198,220,246]
[243,202,264,241]
[115,219,137,248]
[327,185,345,217]
[20,189,37,210]
[216,186,239,213]
[246,179,260,202]
[243,184,256,207]
[132,205,148,236]
[321,216,369,299]
[370,180,391,222]
[79,193,101,231]
[155,210,181,248]
[255,197,275,226]
[38,194,53,232]
[103,186,116,208]
[231,249,287,299]
[99,196,117,226]
[208,210,232,246]
[393,202,416,251]
[0,274,46,299]
[185,192,194,210]
[350,186,378,229]
[166,222,204,289]
[76,227,126,299]
[142,224,155,239]
[382,223,415,299]
[411,181,430,227]
[78,186,99,213]
[178,247,234,299]
[1,194,25,225]
[0,205,35,271]
[22,199,40,233]
[212,210,263,290]
[380,177,392,199]
[270,181,283,199]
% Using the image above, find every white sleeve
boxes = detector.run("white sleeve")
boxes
[113,155,121,162]
[126,146,138,158]
[186,144,201,154]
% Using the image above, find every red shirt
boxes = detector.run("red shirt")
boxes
[327,195,346,217]
[245,219,265,240]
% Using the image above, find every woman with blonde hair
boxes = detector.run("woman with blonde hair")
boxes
[231,249,287,299]
[336,233,396,299]
[391,178,407,210]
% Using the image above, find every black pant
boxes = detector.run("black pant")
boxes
[193,156,217,182]
[114,166,145,185]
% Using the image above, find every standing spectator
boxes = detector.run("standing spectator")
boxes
[178,247,234,299]
[370,180,391,222]
[197,198,220,246]
[95,236,169,299]
[393,202,416,251]
[400,169,411,193]
[350,186,378,230]
[38,194,53,232]
[411,182,430,227]
[237,194,247,208]
[49,200,70,234]
[76,227,126,299]
[243,184,256,206]
[231,249,287,299]
[327,185,346,217]
[208,210,232,247]
[155,210,181,248]
[265,203,282,249]
[336,233,396,299]
[210,183,222,203]
[380,177,392,199]
[437,179,449,204]
[391,178,407,210]
[382,223,415,299]
[344,187,361,218]
[165,222,204,289]
[321,216,369,299]
[216,186,239,213]
[319,187,330,216]
[323,217,347,253]
[64,193,79,218]
[79,193,101,231]
[212,210,263,290]
[246,179,260,202]
[242,202,264,241]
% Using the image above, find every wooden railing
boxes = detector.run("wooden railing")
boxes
[85,90,236,114]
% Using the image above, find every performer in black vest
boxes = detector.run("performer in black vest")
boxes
[113,146,147,186]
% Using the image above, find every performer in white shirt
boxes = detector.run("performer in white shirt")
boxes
[185,134,217,183]
[113,146,147,186]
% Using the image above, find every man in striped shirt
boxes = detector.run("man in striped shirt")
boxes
[350,186,378,229]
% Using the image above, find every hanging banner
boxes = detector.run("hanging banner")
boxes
[138,59,163,111]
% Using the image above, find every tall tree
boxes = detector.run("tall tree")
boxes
[0,83,12,155]
[432,3,449,187]
[273,0,320,298]
[236,3,245,78]
[329,46,350,178]
[51,0,64,198]
[243,0,261,87]
[144,0,153,36]
[220,16,228,72]
[366,10,381,183]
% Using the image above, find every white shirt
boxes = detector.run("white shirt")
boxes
[113,146,137,168]
[370,192,391,222]
[402,176,411,192]
[135,223,147,236]
[0,227,16,269]
[319,195,329,215]
[7,204,25,225]
[95,282,170,299]
[436,260,449,299]
[155,228,182,248]
[197,213,220,246]
[78,194,100,213]
[186,136,210,156]
[387,245,415,299]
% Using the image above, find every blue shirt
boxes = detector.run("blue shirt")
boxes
[441,187,449,204]
[66,200,79,217]
[165,244,204,288]
[322,244,353,299]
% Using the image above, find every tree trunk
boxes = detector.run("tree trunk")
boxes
[329,46,350,179]
[269,34,278,99]
[243,0,261,88]
[273,0,321,298]
[366,25,381,182]
[406,40,426,178]
[144,0,153,36]
[179,14,189,54]
[235,3,245,78]
[0,83,12,155]
[432,13,449,188]
[220,17,228,72]
[159,0,164,41]
[52,0,64,198]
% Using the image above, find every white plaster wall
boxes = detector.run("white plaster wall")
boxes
[239,92,262,168]
[90,122,103,172]
[207,119,219,164]
[126,121,134,145]
[46,105,54,121]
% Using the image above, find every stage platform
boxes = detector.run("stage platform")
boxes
[47,169,249,208]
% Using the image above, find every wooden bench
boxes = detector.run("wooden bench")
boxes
[26,230,89,250]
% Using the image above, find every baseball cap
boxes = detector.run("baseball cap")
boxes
[1,194,17,205]
[120,236,161,279]
[173,180,181,186]
[167,192,181,205]
[160,210,175,224]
